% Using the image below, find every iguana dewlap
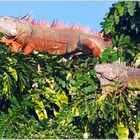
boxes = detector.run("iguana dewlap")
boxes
[0,16,112,57]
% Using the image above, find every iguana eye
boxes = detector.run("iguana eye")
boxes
[10,28,17,35]
[2,17,8,20]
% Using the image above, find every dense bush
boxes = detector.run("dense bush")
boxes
[101,1,140,64]
[0,1,140,139]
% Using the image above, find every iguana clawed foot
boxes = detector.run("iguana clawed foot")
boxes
[0,37,22,52]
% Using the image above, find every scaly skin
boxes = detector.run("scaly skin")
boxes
[0,16,112,57]
[95,63,140,91]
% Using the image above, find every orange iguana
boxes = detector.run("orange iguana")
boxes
[0,15,112,57]
[95,63,140,92]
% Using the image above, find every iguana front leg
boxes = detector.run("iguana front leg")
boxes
[117,76,128,92]
[82,39,102,58]
[23,41,35,55]
[0,37,34,55]
[0,37,22,52]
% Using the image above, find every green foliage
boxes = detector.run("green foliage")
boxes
[0,44,99,138]
[0,1,140,139]
[101,1,140,64]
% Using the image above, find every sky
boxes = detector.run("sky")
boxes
[0,1,116,31]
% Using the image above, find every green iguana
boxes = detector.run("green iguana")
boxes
[95,63,140,92]
[0,15,112,57]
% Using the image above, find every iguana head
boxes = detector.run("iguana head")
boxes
[0,17,19,38]
[95,63,126,86]
[0,16,32,39]
[95,63,120,86]
[95,63,116,79]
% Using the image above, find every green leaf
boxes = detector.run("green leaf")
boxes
[138,1,140,7]
[18,74,27,93]
[135,53,140,66]
[83,85,94,94]
[115,3,125,17]
[101,47,111,63]
[104,15,114,34]
[31,94,48,120]
[0,113,10,138]
[126,2,135,16]
[58,78,66,88]
[122,35,131,45]
[2,72,15,94]
[0,32,4,38]
[7,67,18,81]
[114,10,120,24]
[117,123,129,139]
[110,51,118,62]
[56,89,68,106]
[118,35,131,46]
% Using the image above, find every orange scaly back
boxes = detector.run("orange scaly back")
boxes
[0,15,112,57]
